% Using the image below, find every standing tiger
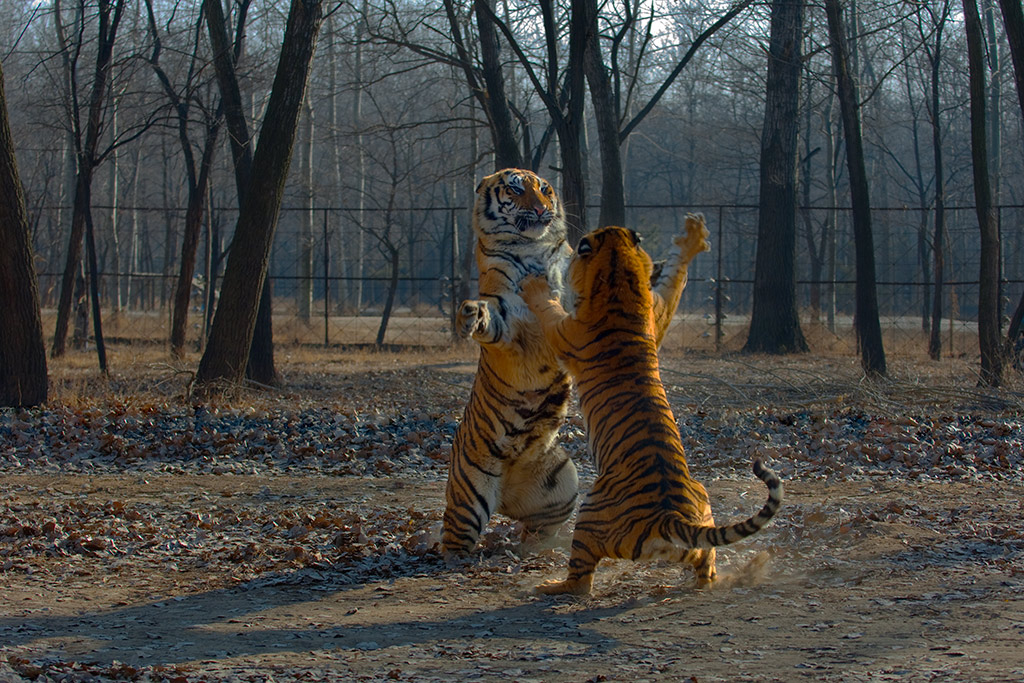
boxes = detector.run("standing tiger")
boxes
[442,169,710,559]
[521,226,782,595]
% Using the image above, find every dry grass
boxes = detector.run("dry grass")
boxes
[41,336,1024,419]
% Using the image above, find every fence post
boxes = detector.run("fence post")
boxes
[715,205,724,352]
[323,208,330,347]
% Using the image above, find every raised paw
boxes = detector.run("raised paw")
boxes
[675,213,711,262]
[456,299,490,339]
[520,274,551,311]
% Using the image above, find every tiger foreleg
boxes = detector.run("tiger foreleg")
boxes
[456,299,507,345]
[651,213,711,345]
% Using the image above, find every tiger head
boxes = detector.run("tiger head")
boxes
[473,168,563,241]
[566,226,654,321]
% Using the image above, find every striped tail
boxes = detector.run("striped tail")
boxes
[670,459,783,548]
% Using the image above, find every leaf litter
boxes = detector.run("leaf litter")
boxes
[1,350,1023,682]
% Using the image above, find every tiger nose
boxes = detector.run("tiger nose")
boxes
[534,205,545,216]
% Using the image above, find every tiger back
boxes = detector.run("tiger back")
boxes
[521,226,783,595]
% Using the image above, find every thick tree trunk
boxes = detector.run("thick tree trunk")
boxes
[964,0,1003,386]
[203,0,278,385]
[744,0,807,354]
[196,0,324,388]
[472,0,523,169]
[0,62,48,407]
[825,0,886,376]
[997,0,1024,349]
[581,0,625,228]
[558,0,588,243]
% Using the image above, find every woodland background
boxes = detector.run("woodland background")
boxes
[3,0,1024,391]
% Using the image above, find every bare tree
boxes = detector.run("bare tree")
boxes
[144,0,223,359]
[196,0,325,389]
[0,61,47,407]
[998,0,1024,350]
[825,0,886,376]
[964,0,1002,385]
[202,0,279,385]
[50,0,128,360]
[744,0,807,354]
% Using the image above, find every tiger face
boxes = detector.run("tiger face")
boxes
[566,226,655,321]
[474,168,562,240]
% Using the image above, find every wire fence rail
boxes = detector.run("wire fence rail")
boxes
[30,202,1024,361]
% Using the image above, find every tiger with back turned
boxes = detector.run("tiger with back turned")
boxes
[521,225,782,595]
[442,169,710,559]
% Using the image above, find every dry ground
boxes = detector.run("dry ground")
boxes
[2,348,1023,682]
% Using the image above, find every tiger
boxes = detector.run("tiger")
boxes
[442,169,711,559]
[520,225,783,595]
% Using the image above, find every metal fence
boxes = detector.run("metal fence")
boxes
[31,202,1024,359]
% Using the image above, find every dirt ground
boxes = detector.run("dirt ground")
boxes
[2,349,1023,682]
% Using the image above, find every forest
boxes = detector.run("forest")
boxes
[3,3,1024,681]
[3,0,1024,396]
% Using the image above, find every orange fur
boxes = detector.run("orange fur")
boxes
[522,226,782,595]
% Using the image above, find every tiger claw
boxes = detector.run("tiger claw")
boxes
[676,214,711,261]
[456,300,490,339]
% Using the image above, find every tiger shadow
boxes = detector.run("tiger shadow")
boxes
[0,551,633,669]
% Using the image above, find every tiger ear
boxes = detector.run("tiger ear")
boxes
[476,171,501,194]
[577,237,593,256]
[630,229,642,246]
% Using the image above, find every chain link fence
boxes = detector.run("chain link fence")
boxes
[30,203,1024,359]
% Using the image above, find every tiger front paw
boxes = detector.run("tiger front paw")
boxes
[519,274,551,312]
[456,299,490,339]
[675,213,711,263]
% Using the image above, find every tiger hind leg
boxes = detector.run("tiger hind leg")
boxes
[536,531,603,595]
[690,547,717,588]
[441,450,502,560]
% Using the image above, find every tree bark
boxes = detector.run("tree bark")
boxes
[825,0,886,376]
[743,0,807,354]
[202,0,278,385]
[997,0,1024,349]
[581,0,625,228]
[926,4,950,361]
[472,0,523,169]
[964,0,1003,386]
[196,0,324,389]
[0,61,48,407]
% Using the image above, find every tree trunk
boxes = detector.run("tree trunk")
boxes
[0,62,48,407]
[744,0,807,354]
[557,0,588,243]
[51,0,127,357]
[581,0,625,227]
[964,0,1003,386]
[376,243,400,348]
[997,0,1024,348]
[927,8,949,361]
[472,0,523,169]
[203,0,278,385]
[299,93,314,321]
[196,0,324,389]
[825,0,886,376]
